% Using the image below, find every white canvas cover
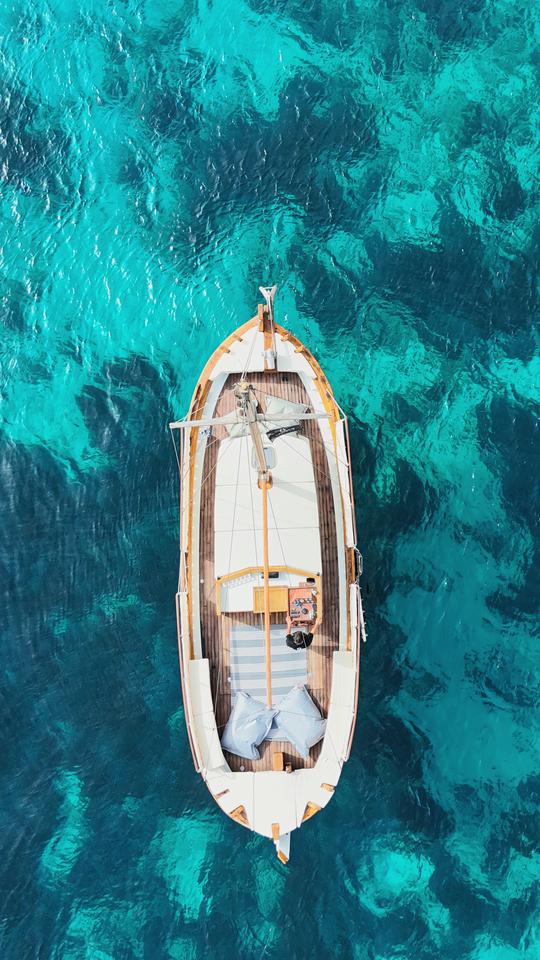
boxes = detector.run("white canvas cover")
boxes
[214,435,322,580]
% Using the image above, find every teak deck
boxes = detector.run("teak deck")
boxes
[199,371,339,772]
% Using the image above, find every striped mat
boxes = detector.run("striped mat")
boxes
[229,621,308,706]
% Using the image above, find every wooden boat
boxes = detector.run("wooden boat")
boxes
[170,287,366,862]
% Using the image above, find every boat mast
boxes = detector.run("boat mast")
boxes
[234,379,273,708]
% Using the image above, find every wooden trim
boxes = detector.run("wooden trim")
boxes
[321,782,335,792]
[302,801,321,822]
[277,849,289,865]
[229,805,250,828]
[216,564,320,584]
[271,823,280,841]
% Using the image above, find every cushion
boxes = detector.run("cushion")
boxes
[221,692,277,760]
[272,685,326,758]
[264,394,308,430]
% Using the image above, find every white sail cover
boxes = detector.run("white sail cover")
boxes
[214,434,322,578]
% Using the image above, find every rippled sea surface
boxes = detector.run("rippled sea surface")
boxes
[1,1,539,957]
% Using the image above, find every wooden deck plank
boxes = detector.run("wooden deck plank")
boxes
[199,372,340,772]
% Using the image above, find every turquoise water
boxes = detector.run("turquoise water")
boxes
[1,0,539,957]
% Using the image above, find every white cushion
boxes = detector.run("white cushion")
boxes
[272,685,326,758]
[221,692,277,760]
